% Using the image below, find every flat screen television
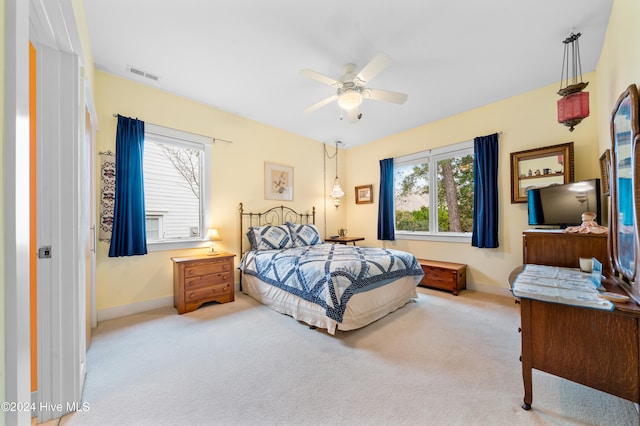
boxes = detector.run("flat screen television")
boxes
[527,178,603,228]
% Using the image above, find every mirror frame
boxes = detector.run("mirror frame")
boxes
[609,84,640,297]
[510,142,574,203]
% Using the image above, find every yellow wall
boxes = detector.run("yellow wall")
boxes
[95,0,640,312]
[94,71,346,311]
[344,73,599,294]
[342,0,640,295]
[595,0,640,153]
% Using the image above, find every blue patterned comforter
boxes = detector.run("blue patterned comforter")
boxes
[239,244,424,323]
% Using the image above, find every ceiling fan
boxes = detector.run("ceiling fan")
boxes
[301,53,408,123]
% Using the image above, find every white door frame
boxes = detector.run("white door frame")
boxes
[3,1,32,425]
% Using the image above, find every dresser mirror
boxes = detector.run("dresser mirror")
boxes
[609,84,639,295]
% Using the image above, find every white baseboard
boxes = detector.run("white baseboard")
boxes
[97,296,174,322]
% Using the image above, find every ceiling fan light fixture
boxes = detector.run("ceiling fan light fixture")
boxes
[338,90,362,110]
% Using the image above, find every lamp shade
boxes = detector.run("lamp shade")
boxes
[207,228,221,241]
[338,90,362,110]
[330,178,345,198]
[557,92,589,122]
[557,91,589,131]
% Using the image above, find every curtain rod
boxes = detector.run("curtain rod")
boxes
[112,114,233,144]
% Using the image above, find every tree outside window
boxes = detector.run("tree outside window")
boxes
[394,142,474,236]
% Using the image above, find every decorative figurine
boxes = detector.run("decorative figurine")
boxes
[564,212,608,234]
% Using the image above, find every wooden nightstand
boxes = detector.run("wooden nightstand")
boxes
[172,252,236,314]
[324,236,365,245]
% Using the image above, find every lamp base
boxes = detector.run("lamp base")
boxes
[206,251,220,256]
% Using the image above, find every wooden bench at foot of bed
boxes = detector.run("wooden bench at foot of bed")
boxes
[417,259,466,295]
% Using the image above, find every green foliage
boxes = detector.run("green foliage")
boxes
[397,164,429,197]
[395,153,475,233]
[395,207,429,231]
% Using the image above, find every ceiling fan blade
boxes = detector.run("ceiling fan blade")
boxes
[300,69,343,88]
[346,107,361,124]
[363,88,408,104]
[354,53,391,86]
[305,94,339,113]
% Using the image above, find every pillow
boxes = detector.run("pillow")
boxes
[247,225,293,251]
[286,222,322,247]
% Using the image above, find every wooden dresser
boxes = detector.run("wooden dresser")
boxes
[522,229,611,274]
[172,252,236,314]
[514,231,640,415]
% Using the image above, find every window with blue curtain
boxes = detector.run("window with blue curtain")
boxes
[471,133,499,248]
[108,115,148,257]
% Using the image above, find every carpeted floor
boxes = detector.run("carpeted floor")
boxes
[59,288,638,426]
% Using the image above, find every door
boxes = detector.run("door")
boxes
[35,43,87,422]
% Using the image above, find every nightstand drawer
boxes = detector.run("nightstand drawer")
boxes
[185,282,233,305]
[184,259,232,278]
[184,271,232,291]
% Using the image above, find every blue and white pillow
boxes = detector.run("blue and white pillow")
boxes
[247,225,293,251]
[286,222,322,247]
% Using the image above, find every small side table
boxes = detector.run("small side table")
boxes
[324,236,365,245]
[172,252,236,314]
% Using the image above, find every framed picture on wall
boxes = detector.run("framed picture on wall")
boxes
[355,184,373,204]
[265,162,293,201]
[599,149,611,195]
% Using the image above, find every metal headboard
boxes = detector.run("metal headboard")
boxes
[238,203,315,291]
[239,202,316,256]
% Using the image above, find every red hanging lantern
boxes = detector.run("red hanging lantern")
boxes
[557,32,589,132]
[557,91,589,131]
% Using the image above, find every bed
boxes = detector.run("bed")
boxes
[238,203,424,334]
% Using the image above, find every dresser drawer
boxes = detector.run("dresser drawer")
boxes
[184,271,232,291]
[184,259,232,278]
[185,282,233,306]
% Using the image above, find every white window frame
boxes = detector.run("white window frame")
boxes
[145,211,167,241]
[144,123,213,252]
[394,140,474,243]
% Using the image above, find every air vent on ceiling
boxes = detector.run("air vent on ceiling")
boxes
[127,66,159,81]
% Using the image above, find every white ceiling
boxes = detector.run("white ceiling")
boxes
[83,0,613,149]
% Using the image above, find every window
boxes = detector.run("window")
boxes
[394,140,474,242]
[143,123,212,249]
[145,212,166,241]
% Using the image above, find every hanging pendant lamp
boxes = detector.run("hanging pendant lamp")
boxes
[557,32,589,132]
[329,141,344,206]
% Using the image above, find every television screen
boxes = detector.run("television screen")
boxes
[527,179,602,227]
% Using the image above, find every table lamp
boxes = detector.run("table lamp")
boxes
[206,228,221,255]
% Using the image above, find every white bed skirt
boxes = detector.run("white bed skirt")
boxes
[242,274,418,335]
